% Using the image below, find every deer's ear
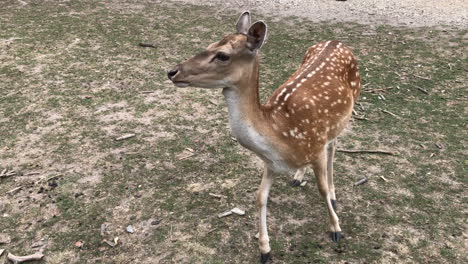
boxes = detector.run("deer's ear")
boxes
[246,21,267,51]
[236,11,251,34]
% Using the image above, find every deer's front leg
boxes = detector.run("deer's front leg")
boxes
[257,164,274,263]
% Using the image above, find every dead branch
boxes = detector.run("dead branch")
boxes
[178,153,195,160]
[363,87,394,93]
[6,186,23,196]
[381,109,401,119]
[353,116,369,121]
[23,172,40,176]
[208,193,227,199]
[337,149,397,155]
[7,252,44,264]
[115,134,136,141]
[0,169,16,178]
[380,176,389,182]
[411,74,431,81]
[414,86,429,94]
[354,177,368,186]
[138,43,157,48]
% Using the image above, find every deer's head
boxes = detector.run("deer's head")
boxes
[167,12,267,89]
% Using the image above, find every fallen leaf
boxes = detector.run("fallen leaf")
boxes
[0,233,11,244]
[126,225,135,233]
[74,241,84,248]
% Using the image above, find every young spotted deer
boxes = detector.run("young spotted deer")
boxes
[167,12,360,263]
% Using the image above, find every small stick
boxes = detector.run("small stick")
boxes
[353,116,369,121]
[140,91,155,94]
[414,86,429,94]
[337,149,397,155]
[6,186,23,195]
[23,172,40,176]
[138,43,157,48]
[208,193,227,199]
[380,176,389,182]
[381,109,401,119]
[411,74,431,81]
[178,153,195,160]
[208,100,218,106]
[363,87,394,93]
[115,133,136,141]
[7,252,44,264]
[354,177,368,186]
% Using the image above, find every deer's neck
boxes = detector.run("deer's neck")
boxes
[222,56,265,140]
[222,57,286,167]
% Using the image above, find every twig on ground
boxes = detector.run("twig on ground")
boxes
[411,73,432,81]
[178,153,195,160]
[363,87,394,93]
[414,86,429,94]
[7,252,44,264]
[0,169,16,178]
[354,177,368,186]
[337,149,397,155]
[138,43,157,48]
[6,186,23,196]
[353,115,369,121]
[208,100,218,106]
[380,176,389,182]
[208,193,227,199]
[115,133,136,141]
[23,172,40,176]
[140,91,155,94]
[381,109,401,119]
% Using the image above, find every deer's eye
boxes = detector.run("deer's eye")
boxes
[215,52,230,61]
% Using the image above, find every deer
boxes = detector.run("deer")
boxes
[167,11,361,263]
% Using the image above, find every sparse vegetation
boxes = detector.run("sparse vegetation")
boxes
[0,0,466,263]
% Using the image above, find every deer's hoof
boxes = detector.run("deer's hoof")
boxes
[290,179,302,187]
[260,252,271,263]
[330,232,342,243]
[331,199,337,211]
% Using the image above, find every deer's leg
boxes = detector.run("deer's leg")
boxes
[257,164,274,263]
[312,149,342,243]
[327,140,337,210]
[291,166,307,187]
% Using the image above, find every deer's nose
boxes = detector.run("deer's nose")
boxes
[167,67,179,80]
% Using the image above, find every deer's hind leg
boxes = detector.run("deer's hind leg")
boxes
[312,148,342,243]
[327,140,337,210]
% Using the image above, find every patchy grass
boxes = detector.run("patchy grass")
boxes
[0,0,466,263]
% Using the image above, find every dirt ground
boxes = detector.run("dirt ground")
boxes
[171,0,468,28]
[0,0,466,263]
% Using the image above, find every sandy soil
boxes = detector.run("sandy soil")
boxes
[170,0,468,28]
